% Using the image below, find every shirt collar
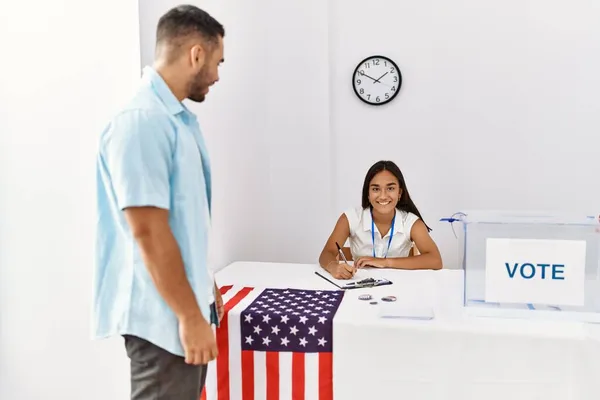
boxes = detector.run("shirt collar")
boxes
[141,66,185,116]
[361,207,402,237]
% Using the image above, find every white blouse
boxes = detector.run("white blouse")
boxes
[343,206,420,259]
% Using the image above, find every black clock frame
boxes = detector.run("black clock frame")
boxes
[352,55,402,106]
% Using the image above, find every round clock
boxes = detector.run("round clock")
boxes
[352,55,402,106]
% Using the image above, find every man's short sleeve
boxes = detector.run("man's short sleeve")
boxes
[101,110,174,210]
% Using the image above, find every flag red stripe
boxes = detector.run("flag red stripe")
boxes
[318,352,333,400]
[241,350,255,400]
[266,352,279,400]
[200,388,207,400]
[217,287,254,400]
[291,352,305,400]
[219,285,233,295]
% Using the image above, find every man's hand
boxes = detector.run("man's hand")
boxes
[179,314,218,365]
[355,256,388,269]
[215,284,224,322]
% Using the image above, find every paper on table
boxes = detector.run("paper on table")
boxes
[377,302,435,320]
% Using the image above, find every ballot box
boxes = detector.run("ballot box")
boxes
[445,210,600,322]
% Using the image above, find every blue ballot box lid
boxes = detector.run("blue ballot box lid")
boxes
[441,210,599,226]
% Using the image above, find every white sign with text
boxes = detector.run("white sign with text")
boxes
[485,238,586,306]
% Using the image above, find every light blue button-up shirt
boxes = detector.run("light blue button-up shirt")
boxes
[93,66,213,356]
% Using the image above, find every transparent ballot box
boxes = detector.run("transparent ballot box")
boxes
[444,210,600,322]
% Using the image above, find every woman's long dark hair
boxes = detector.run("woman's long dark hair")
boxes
[361,160,431,231]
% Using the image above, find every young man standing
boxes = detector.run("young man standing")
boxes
[93,5,225,399]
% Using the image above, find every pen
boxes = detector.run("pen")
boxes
[335,242,349,264]
[335,242,355,277]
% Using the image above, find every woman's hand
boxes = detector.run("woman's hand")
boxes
[327,262,356,279]
[355,256,388,269]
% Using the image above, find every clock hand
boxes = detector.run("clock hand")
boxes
[358,72,392,88]
[373,72,388,83]
[359,72,379,82]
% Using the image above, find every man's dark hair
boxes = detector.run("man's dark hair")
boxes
[156,5,225,50]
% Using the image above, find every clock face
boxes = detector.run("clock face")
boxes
[352,56,402,106]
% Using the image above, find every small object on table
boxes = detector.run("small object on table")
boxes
[381,296,397,302]
[370,301,378,305]
[359,294,373,301]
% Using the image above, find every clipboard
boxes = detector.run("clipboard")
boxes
[315,271,393,290]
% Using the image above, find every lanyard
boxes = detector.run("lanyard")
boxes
[371,210,396,258]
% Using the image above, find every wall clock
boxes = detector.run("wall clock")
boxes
[352,55,402,106]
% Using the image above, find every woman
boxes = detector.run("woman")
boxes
[319,160,442,279]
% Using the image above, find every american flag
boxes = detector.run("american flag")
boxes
[201,285,345,400]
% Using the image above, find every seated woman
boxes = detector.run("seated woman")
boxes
[318,160,442,279]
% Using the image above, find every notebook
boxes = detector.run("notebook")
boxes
[314,265,393,290]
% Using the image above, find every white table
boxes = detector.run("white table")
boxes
[213,261,598,399]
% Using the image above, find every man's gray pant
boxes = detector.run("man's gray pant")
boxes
[124,334,208,400]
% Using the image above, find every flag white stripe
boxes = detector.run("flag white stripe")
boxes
[205,337,217,400]
[228,286,262,400]
[220,284,244,305]
[254,351,267,399]
[305,352,319,399]
[279,351,293,399]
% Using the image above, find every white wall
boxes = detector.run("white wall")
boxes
[330,0,600,267]
[139,0,600,270]
[0,1,140,399]
[139,0,332,271]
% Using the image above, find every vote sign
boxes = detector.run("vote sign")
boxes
[485,238,586,306]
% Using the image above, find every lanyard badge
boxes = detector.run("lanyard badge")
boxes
[371,210,396,258]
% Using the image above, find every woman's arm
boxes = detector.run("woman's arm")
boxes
[318,214,355,279]
[355,220,443,270]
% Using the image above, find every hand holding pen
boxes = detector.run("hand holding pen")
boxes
[329,242,356,279]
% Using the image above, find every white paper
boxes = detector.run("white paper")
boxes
[377,302,434,320]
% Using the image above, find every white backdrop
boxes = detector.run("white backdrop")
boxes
[140,0,333,271]
[140,0,600,271]
[0,0,140,399]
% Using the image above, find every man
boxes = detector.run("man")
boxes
[93,5,225,399]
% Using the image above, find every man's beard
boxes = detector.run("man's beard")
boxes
[187,68,209,103]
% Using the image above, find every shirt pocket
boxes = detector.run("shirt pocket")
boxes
[172,134,205,203]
